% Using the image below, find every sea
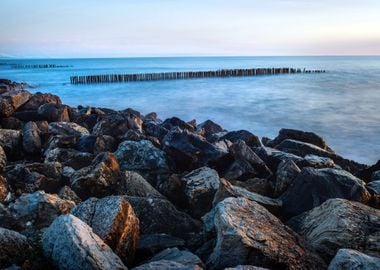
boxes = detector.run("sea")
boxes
[0,56,379,165]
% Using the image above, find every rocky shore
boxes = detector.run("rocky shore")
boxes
[0,78,379,270]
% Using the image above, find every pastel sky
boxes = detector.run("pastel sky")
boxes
[1,0,380,58]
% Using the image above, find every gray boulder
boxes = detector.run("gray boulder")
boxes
[119,171,164,198]
[43,214,127,270]
[22,121,41,154]
[49,122,89,136]
[287,199,380,260]
[272,159,301,197]
[0,129,22,158]
[147,248,204,269]
[44,148,93,169]
[328,249,380,270]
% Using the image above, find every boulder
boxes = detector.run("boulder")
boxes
[21,93,61,111]
[147,248,204,269]
[42,214,127,270]
[136,234,186,260]
[272,160,301,197]
[70,152,122,199]
[1,117,23,130]
[202,197,326,269]
[266,128,332,151]
[48,122,89,136]
[162,128,227,172]
[37,103,70,122]
[367,181,380,208]
[230,178,272,196]
[92,113,136,138]
[0,129,22,159]
[0,145,6,174]
[221,140,272,181]
[44,148,93,169]
[196,120,224,141]
[213,178,282,215]
[297,154,336,169]
[254,146,303,173]
[124,196,201,240]
[72,196,139,263]
[143,121,169,140]
[77,135,116,154]
[225,266,269,270]
[22,121,41,154]
[180,167,220,218]
[217,130,261,147]
[119,171,164,198]
[287,199,380,260]
[372,170,380,181]
[58,185,81,204]
[0,227,33,268]
[328,249,380,270]
[275,139,366,173]
[355,160,380,182]
[0,90,31,117]
[9,191,75,229]
[115,140,169,183]
[133,260,201,270]
[162,117,195,132]
[0,176,9,202]
[280,167,371,217]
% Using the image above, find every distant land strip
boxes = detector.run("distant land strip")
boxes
[70,67,325,84]
[11,64,73,69]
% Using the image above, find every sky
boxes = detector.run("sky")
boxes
[1,0,380,58]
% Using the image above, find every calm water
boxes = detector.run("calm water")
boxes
[1,56,380,164]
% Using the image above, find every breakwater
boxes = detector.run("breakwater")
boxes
[11,64,72,69]
[70,67,325,84]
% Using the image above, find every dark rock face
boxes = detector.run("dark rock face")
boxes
[218,130,261,147]
[0,129,22,159]
[142,121,169,141]
[124,196,202,240]
[119,171,164,198]
[328,249,380,270]
[72,196,140,263]
[42,214,127,270]
[287,199,380,260]
[280,167,371,217]
[92,113,141,138]
[0,176,8,202]
[70,152,122,199]
[162,128,228,172]
[136,234,186,260]
[203,197,326,270]
[77,135,117,154]
[0,90,31,117]
[0,145,6,174]
[0,227,33,268]
[162,117,195,132]
[272,160,301,197]
[44,147,94,169]
[22,121,41,154]
[58,185,81,204]
[37,103,70,122]
[21,93,61,111]
[196,119,224,141]
[355,160,380,182]
[48,122,90,136]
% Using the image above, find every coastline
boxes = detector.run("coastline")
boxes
[1,78,380,269]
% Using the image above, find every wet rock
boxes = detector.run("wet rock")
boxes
[22,121,41,154]
[272,160,301,197]
[202,197,326,270]
[275,139,366,173]
[143,121,169,140]
[70,152,121,199]
[287,199,380,260]
[266,128,333,151]
[44,147,93,169]
[0,129,22,159]
[72,113,98,132]
[254,146,303,173]
[222,140,272,181]
[162,117,195,132]
[124,196,202,240]
[92,113,135,138]
[58,185,81,204]
[213,178,282,215]
[21,93,61,111]
[219,130,261,147]
[136,234,186,260]
[355,160,380,183]
[147,248,204,269]
[37,103,70,122]
[280,167,371,217]
[9,191,75,229]
[77,134,116,154]
[0,227,33,268]
[0,176,8,203]
[0,90,31,117]
[6,162,64,194]
[72,196,139,263]
[196,120,224,141]
[115,140,169,183]
[162,128,228,172]
[119,171,164,198]
[42,214,127,270]
[0,117,23,130]
[49,122,89,136]
[328,249,380,270]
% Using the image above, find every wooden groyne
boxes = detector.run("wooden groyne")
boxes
[70,67,325,84]
[11,64,72,69]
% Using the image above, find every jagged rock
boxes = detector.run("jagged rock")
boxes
[9,191,75,229]
[221,140,272,181]
[143,121,169,140]
[70,152,121,199]
[254,146,303,173]
[162,117,195,132]
[355,160,380,182]
[21,93,61,111]
[58,186,81,204]
[0,204,22,230]
[0,227,33,268]
[115,140,169,183]
[0,145,6,174]
[297,154,336,169]
[287,199,380,260]
[217,130,261,147]
[213,178,282,214]
[180,167,220,218]
[147,248,204,269]
[77,135,116,154]
[0,176,8,202]
[272,160,301,197]
[72,196,139,263]
[44,147,93,169]
[372,170,380,181]
[225,266,270,270]
[328,249,380,270]
[72,113,98,132]
[162,128,228,172]
[275,139,366,173]
[37,103,70,122]
[196,120,224,140]
[22,121,41,154]
[92,113,139,138]
[49,122,89,136]
[0,90,31,117]
[133,260,201,270]
[6,162,64,194]
[136,234,186,260]
[202,197,326,270]
[0,129,22,159]
[230,178,271,196]
[42,214,127,270]
[124,196,201,240]
[119,171,164,198]
[367,181,380,208]
[266,128,333,151]
[280,167,371,217]
[1,117,23,130]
